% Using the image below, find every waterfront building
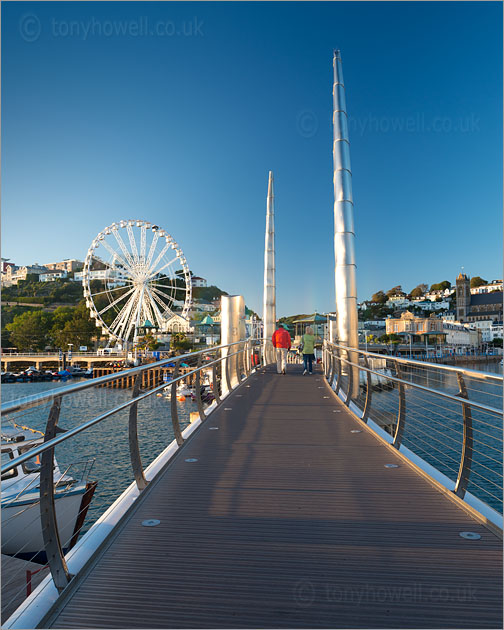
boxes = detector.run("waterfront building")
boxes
[162,313,194,334]
[490,321,503,341]
[469,319,494,343]
[387,311,482,349]
[442,321,482,348]
[456,273,503,323]
[387,311,444,336]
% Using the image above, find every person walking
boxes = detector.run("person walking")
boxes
[300,326,316,375]
[272,323,291,374]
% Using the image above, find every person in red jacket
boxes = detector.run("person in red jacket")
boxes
[272,323,291,374]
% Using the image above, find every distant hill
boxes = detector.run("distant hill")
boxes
[192,285,228,302]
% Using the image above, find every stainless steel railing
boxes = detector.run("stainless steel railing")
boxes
[1,339,261,602]
[323,341,503,522]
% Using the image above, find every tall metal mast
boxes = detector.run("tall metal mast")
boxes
[263,171,276,363]
[333,50,359,384]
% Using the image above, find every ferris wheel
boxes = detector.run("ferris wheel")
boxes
[82,220,192,345]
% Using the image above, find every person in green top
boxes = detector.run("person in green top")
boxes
[300,326,316,375]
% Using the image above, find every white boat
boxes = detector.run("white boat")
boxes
[1,424,97,562]
[163,382,196,401]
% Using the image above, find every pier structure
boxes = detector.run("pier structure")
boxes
[2,350,502,629]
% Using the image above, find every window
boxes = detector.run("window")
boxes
[1,450,17,479]
[19,445,41,474]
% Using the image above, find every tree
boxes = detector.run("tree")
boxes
[430,281,451,291]
[170,333,193,353]
[388,333,401,344]
[378,334,390,344]
[371,291,387,304]
[386,286,404,297]
[410,284,428,298]
[470,276,487,288]
[366,334,377,344]
[51,301,99,349]
[138,333,162,351]
[6,311,53,351]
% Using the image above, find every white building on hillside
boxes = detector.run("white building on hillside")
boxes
[2,264,48,286]
[386,296,411,309]
[470,280,503,295]
[192,276,207,288]
[423,288,454,301]
[74,270,126,287]
[40,270,68,282]
[414,300,451,312]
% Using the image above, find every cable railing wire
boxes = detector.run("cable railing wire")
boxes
[324,341,503,516]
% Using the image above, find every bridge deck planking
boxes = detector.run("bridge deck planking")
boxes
[48,366,502,629]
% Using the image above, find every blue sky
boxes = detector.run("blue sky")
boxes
[2,1,502,316]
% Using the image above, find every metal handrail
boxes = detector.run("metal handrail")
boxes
[1,341,249,416]
[332,355,502,416]
[328,341,503,382]
[323,340,503,523]
[1,342,257,473]
[1,339,261,593]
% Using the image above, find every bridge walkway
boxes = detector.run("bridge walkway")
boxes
[46,365,502,628]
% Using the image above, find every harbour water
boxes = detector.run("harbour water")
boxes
[2,379,196,532]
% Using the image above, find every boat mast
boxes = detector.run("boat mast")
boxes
[262,171,276,363]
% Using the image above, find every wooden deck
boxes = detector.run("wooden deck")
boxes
[47,365,502,628]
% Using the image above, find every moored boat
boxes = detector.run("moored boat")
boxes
[1,424,97,563]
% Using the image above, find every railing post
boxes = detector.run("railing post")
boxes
[129,374,148,491]
[235,344,242,385]
[245,339,251,377]
[327,346,336,386]
[392,360,406,448]
[212,353,221,405]
[195,354,206,422]
[362,355,372,424]
[170,359,184,446]
[334,347,342,395]
[454,373,473,498]
[40,396,72,592]
[344,349,353,406]
[225,349,232,393]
